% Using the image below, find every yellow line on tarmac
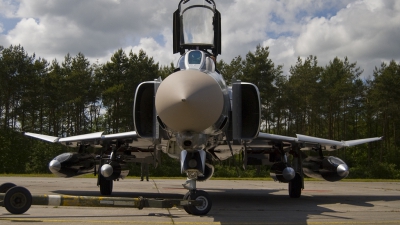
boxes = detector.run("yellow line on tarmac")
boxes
[2,218,400,225]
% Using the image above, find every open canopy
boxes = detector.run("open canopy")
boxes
[173,0,221,56]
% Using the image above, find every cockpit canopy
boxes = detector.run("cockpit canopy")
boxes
[181,2,214,47]
[177,50,215,72]
[173,0,221,56]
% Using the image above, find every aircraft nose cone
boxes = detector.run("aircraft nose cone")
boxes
[49,159,61,173]
[155,70,224,132]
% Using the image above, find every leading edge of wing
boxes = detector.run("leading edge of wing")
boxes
[24,132,61,143]
[296,134,383,149]
[343,136,384,147]
[256,132,383,150]
[24,131,139,144]
[257,132,298,142]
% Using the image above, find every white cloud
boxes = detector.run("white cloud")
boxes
[296,0,400,76]
[0,0,18,38]
[263,37,296,68]
[0,0,18,18]
[217,0,352,71]
[129,28,179,66]
[0,0,399,78]
[3,0,175,63]
[95,28,179,68]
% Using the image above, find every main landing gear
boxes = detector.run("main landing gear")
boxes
[289,173,302,198]
[99,174,113,195]
[288,144,304,198]
[182,178,212,215]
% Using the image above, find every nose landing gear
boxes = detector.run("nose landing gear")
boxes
[180,150,213,215]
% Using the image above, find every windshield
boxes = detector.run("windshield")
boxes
[188,51,202,64]
[181,6,214,46]
[177,50,215,72]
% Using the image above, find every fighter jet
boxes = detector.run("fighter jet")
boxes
[24,0,382,215]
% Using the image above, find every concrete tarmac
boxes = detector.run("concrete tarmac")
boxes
[0,177,400,225]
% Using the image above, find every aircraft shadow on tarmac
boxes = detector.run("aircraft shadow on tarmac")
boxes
[205,188,400,224]
[50,188,400,224]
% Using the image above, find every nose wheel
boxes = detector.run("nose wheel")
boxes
[183,190,212,215]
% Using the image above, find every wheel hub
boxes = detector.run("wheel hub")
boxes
[11,193,26,208]
[195,196,208,211]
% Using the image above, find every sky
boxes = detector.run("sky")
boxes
[1,0,399,79]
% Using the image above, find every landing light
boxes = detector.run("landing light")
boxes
[189,159,198,168]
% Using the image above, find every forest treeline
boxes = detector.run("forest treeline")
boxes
[0,44,399,178]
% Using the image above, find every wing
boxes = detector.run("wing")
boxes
[253,132,383,151]
[23,131,154,148]
[295,134,383,150]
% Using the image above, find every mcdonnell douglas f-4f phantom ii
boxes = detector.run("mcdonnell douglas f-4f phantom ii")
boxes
[24,0,382,215]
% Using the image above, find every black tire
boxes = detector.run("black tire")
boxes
[4,186,32,214]
[99,174,113,195]
[0,183,16,193]
[182,192,193,214]
[186,190,212,215]
[289,173,302,198]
